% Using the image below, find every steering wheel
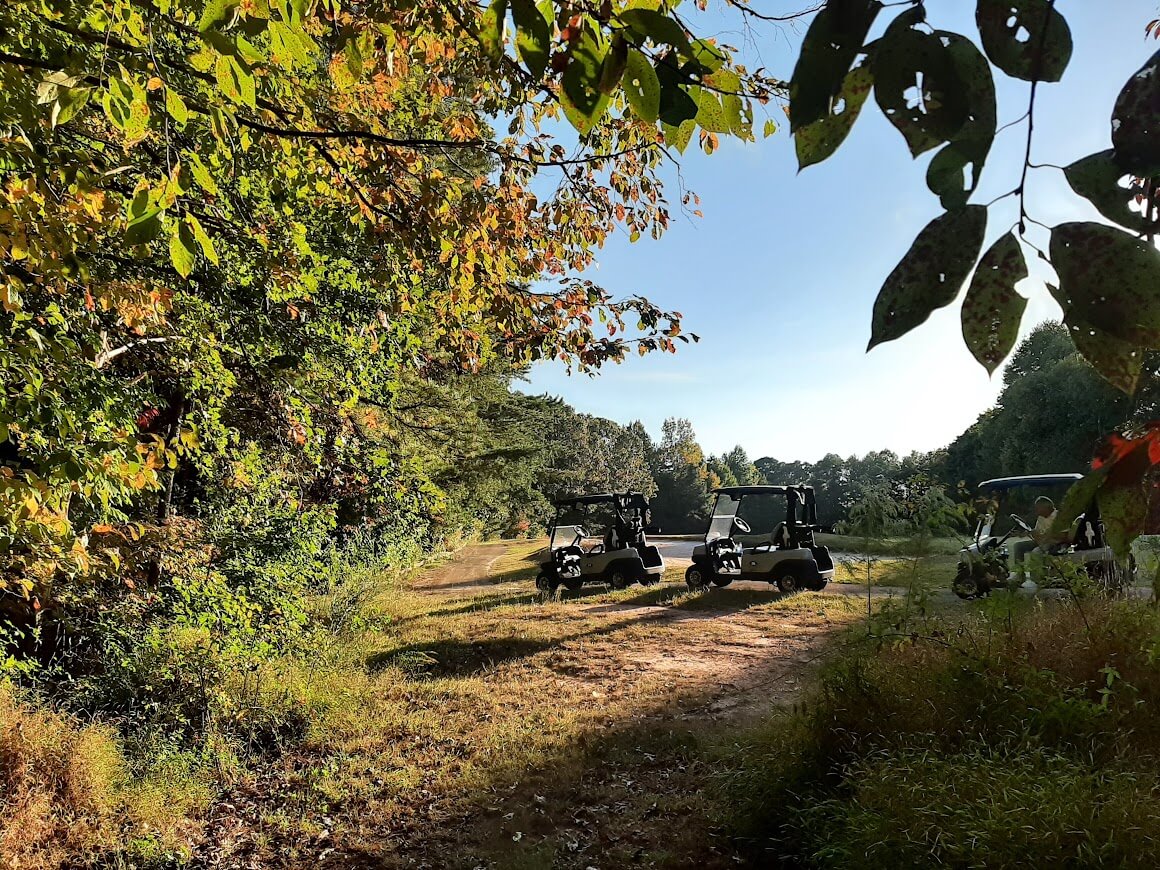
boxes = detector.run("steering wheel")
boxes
[571,526,587,546]
[733,517,752,534]
[1010,513,1034,534]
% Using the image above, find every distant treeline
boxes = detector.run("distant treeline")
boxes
[637,323,1159,533]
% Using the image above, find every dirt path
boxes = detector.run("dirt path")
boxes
[201,541,866,870]
[382,540,866,868]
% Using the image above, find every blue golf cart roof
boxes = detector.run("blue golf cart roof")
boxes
[978,474,1083,492]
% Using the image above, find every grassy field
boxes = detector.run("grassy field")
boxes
[169,540,866,867]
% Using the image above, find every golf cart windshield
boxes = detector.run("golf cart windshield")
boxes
[707,489,790,542]
[550,502,617,549]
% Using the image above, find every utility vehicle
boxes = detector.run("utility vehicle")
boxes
[952,473,1133,599]
[686,485,834,593]
[535,492,665,593]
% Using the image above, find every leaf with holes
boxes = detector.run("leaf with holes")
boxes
[1065,150,1157,235]
[873,16,968,157]
[695,88,730,134]
[512,0,551,78]
[976,0,1072,83]
[868,205,987,350]
[1111,48,1160,175]
[479,0,507,63]
[926,32,996,209]
[1049,222,1160,348]
[961,232,1028,374]
[622,49,660,123]
[662,118,696,153]
[789,0,880,132]
[795,62,873,169]
[1067,317,1145,394]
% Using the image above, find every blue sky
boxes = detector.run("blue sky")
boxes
[521,1,1158,462]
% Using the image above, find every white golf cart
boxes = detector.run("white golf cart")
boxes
[535,492,665,593]
[953,473,1132,599]
[686,485,834,594]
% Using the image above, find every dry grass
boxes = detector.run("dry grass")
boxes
[0,682,207,869]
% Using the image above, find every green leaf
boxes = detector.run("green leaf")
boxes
[200,0,240,33]
[1064,150,1157,235]
[186,214,219,264]
[1049,222,1160,348]
[661,118,695,153]
[789,0,880,132]
[562,25,608,125]
[51,85,91,128]
[925,33,996,209]
[511,0,551,79]
[1099,483,1149,555]
[126,190,164,246]
[690,39,726,74]
[187,152,219,195]
[169,220,197,278]
[873,15,968,157]
[695,88,730,134]
[655,55,698,126]
[960,232,1028,374]
[618,9,691,57]
[868,205,987,350]
[598,37,629,96]
[976,0,1072,83]
[794,62,873,170]
[1111,48,1160,176]
[622,49,660,123]
[165,88,190,124]
[1052,471,1106,536]
[1066,318,1145,395]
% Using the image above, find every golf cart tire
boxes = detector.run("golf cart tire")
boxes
[562,576,585,592]
[952,564,981,600]
[775,567,805,595]
[711,574,733,587]
[607,568,630,590]
[535,573,558,594]
[685,565,710,591]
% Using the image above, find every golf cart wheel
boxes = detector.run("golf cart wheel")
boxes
[775,569,801,595]
[711,574,733,587]
[535,573,557,593]
[952,564,980,600]
[685,565,710,591]
[562,575,584,592]
[608,569,630,590]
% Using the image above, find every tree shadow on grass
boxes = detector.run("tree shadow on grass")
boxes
[366,636,560,678]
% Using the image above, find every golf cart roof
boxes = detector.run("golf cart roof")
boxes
[712,485,813,497]
[978,473,1083,492]
[552,491,646,507]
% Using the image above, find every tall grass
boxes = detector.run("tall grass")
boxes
[719,596,1160,867]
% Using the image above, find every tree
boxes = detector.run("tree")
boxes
[649,417,711,533]
[782,0,1160,548]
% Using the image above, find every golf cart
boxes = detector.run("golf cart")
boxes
[686,485,835,594]
[953,473,1131,599]
[535,492,665,593]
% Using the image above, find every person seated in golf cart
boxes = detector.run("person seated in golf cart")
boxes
[1011,496,1071,578]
